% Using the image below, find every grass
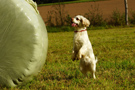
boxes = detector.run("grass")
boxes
[38,0,104,6]
[1,27,135,89]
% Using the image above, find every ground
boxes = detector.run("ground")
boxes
[38,0,135,23]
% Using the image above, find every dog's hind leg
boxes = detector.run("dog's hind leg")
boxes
[91,63,97,79]
[92,71,96,79]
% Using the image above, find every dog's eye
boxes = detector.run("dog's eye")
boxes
[76,18,79,20]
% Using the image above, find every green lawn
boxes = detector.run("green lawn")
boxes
[1,27,135,89]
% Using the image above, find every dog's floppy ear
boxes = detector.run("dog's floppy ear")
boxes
[82,17,90,27]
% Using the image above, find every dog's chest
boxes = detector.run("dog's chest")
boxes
[74,33,84,48]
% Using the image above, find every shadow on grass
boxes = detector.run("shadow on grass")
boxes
[43,75,75,81]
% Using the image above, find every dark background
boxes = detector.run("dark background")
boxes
[33,0,75,4]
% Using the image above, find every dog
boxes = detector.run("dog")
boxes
[71,15,98,79]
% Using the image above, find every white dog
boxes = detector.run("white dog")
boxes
[71,15,98,79]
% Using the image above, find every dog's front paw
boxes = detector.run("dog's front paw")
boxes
[78,51,83,59]
[79,55,82,59]
[77,54,82,60]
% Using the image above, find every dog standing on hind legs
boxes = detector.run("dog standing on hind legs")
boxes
[71,15,98,79]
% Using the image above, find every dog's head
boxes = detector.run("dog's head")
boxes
[71,15,90,28]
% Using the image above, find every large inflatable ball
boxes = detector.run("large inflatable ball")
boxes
[0,0,48,87]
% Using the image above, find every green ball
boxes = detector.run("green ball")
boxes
[0,0,48,87]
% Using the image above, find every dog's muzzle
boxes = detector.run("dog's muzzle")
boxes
[71,18,78,27]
